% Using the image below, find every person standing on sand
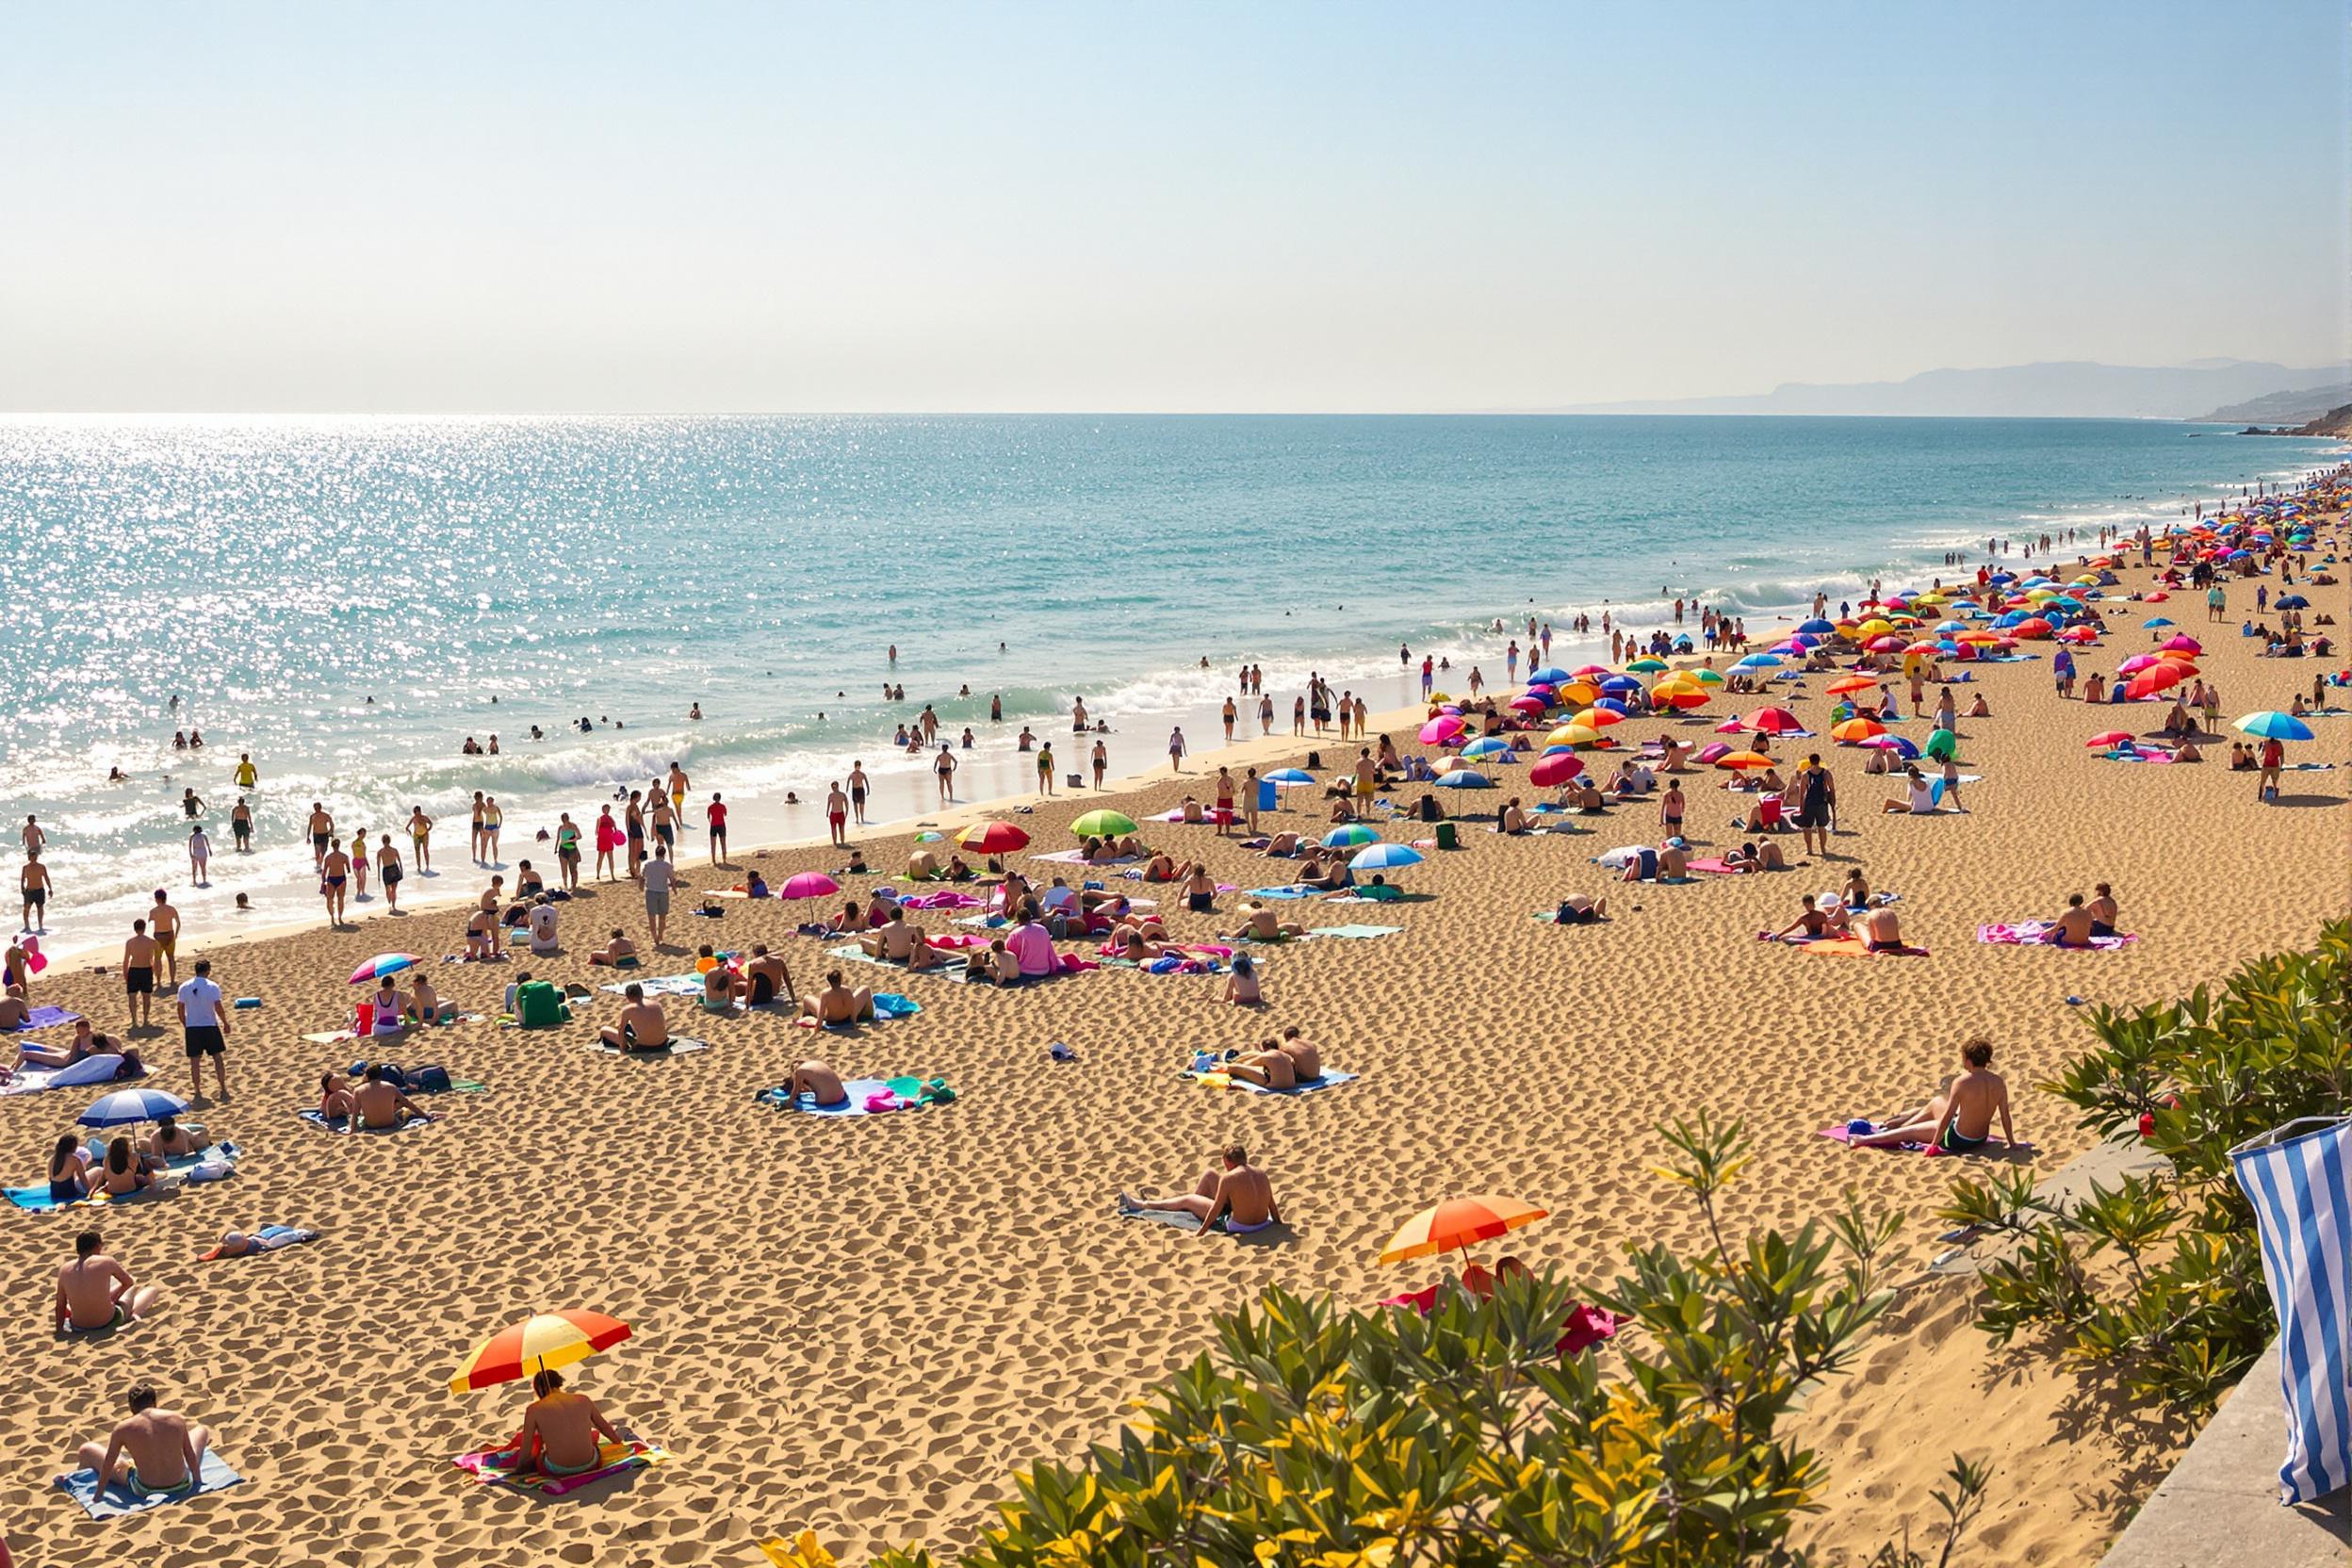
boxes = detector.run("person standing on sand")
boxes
[481,795,504,863]
[1168,727,1186,773]
[1258,694,1273,735]
[377,834,405,911]
[406,806,434,874]
[624,791,646,878]
[175,959,229,1102]
[933,743,957,804]
[849,762,870,825]
[319,840,351,926]
[1091,739,1107,792]
[1242,767,1261,834]
[150,890,180,986]
[641,844,676,945]
[467,792,486,864]
[20,854,51,934]
[122,920,159,1029]
[825,783,849,849]
[705,793,728,866]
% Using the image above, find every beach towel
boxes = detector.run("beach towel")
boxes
[1229,1069,1360,1096]
[2231,1117,2352,1503]
[1243,885,1321,899]
[598,972,705,997]
[1119,1204,1283,1238]
[899,890,985,910]
[1325,888,1427,904]
[1817,1125,2032,1157]
[1030,849,1138,865]
[1797,936,1929,957]
[826,946,972,983]
[0,1053,139,1096]
[587,1036,709,1057]
[1977,921,2137,952]
[1686,857,1749,875]
[6,1005,82,1031]
[1315,924,1403,939]
[453,1438,670,1496]
[8,1144,240,1211]
[56,1451,245,1518]
[200,1223,319,1261]
[299,1108,433,1132]
[757,1076,955,1116]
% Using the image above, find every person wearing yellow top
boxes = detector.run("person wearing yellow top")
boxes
[233,754,257,789]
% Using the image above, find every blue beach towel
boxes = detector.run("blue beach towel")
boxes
[1232,1069,1360,1096]
[299,1109,433,1132]
[56,1451,244,1518]
[7,1005,83,1031]
[7,1143,240,1211]
[2230,1117,2352,1504]
[1244,886,1321,900]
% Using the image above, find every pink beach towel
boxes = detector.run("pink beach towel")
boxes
[1978,921,2136,951]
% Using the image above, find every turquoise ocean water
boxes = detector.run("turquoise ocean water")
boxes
[1,415,2339,949]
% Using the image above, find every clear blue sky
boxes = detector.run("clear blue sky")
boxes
[2,1,2344,411]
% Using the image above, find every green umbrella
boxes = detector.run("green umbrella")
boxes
[1071,809,1138,839]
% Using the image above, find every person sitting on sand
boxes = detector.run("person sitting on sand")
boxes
[906,847,939,880]
[2046,894,2099,949]
[1860,906,1917,955]
[2173,735,2202,762]
[1657,841,1691,878]
[1292,849,1336,889]
[368,976,410,1036]
[408,973,455,1026]
[964,938,1021,985]
[506,1367,625,1478]
[1143,851,1180,883]
[597,985,672,1053]
[57,1231,161,1332]
[1966,692,1990,717]
[587,929,637,967]
[46,1133,91,1203]
[1880,768,1937,814]
[1276,1026,1322,1080]
[1118,1143,1282,1236]
[1768,893,1847,941]
[789,1057,849,1106]
[738,946,792,1007]
[318,1072,357,1120]
[1222,953,1263,1005]
[1497,797,1529,834]
[351,1065,430,1129]
[146,1116,207,1160]
[463,907,501,961]
[89,1138,152,1199]
[799,969,875,1026]
[2085,883,2119,938]
[1852,1037,2014,1152]
[1222,1038,1298,1090]
[64,1383,211,1496]
[1226,904,1306,942]
[700,960,737,1015]
[0,986,29,1031]
[858,907,942,970]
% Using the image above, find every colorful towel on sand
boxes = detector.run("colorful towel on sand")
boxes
[1029,849,1139,865]
[757,1075,956,1116]
[0,1053,142,1096]
[6,1005,82,1031]
[453,1438,670,1495]
[1978,921,2137,951]
[1796,937,1930,957]
[200,1223,319,1261]
[1817,1126,2034,1158]
[1244,885,1323,899]
[1686,857,1750,874]
[56,1451,245,1517]
[898,890,986,910]
[7,1144,240,1211]
[588,1036,710,1057]
[598,972,706,997]
[1324,888,1425,904]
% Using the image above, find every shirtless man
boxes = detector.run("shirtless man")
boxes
[1225,904,1306,942]
[799,969,874,1025]
[587,928,637,967]
[305,802,335,872]
[0,983,32,1032]
[319,841,351,926]
[1275,1025,1321,1080]
[1860,905,1914,956]
[789,1056,849,1105]
[57,1231,163,1333]
[508,1368,625,1478]
[736,945,793,1008]
[407,806,435,874]
[2047,893,2099,949]
[65,1384,210,1498]
[146,1115,208,1159]
[1222,1038,1298,1090]
[350,1064,431,1130]
[858,908,941,970]
[1853,1037,2015,1152]
[597,985,671,1052]
[826,782,851,849]
[1119,1144,1282,1236]
[666,761,689,818]
[21,853,51,934]
[22,813,44,858]
[125,920,166,1033]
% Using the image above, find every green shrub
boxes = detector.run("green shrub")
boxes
[1943,918,2349,1415]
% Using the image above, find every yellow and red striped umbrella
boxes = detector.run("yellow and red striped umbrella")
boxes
[447,1309,631,1394]
[1378,1195,1549,1265]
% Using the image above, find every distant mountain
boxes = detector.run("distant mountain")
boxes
[2198,384,2352,424]
[1553,360,2352,420]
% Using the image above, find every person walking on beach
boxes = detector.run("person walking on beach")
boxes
[377,834,405,911]
[468,792,486,863]
[825,783,849,849]
[1091,738,1107,791]
[552,813,580,890]
[176,959,229,1102]
[188,825,211,887]
[481,796,503,863]
[319,840,351,926]
[20,854,51,934]
[1168,727,1186,773]
[1790,755,1832,858]
[407,807,434,874]
[1258,693,1273,735]
[849,762,870,826]
[641,844,676,945]
[705,793,727,865]
[150,890,180,986]
[306,802,335,872]
[934,743,958,804]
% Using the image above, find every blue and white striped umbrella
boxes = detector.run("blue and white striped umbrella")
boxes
[1349,843,1424,873]
[2231,1116,2352,1504]
[80,1087,191,1128]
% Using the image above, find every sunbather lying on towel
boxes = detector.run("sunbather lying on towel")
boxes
[1858,906,1924,956]
[1118,1142,1282,1235]
[1850,1037,2014,1152]
[799,970,874,1025]
[1221,1039,1298,1089]
[597,987,673,1053]
[1224,905,1305,941]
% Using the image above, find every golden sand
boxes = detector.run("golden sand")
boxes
[3,551,2344,1568]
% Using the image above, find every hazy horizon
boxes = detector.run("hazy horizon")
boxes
[4,1,2345,414]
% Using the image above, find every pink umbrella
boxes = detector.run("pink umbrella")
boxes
[2161,634,2203,655]
[1529,753,1584,788]
[1418,715,1466,745]
[2116,654,2159,675]
[1508,695,1548,713]
[1745,708,1805,735]
[1713,717,1746,734]
[779,872,841,900]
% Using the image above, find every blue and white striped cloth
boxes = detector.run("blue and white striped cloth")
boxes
[2231,1117,2352,1505]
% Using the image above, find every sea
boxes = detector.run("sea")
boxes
[2,414,2340,954]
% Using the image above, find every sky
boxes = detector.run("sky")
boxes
[1,1,2345,413]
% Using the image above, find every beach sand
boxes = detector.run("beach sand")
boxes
[2,546,2344,1568]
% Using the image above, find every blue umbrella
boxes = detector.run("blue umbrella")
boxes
[1434,769,1494,789]
[1322,825,1380,848]
[1461,737,1512,758]
[2142,616,2174,629]
[1263,768,1315,785]
[2277,595,2310,610]
[1527,666,1569,685]
[1733,653,1783,670]
[1797,618,1836,635]
[81,1087,190,1129]
[2236,711,2314,742]
[1598,676,1641,694]
[1349,843,1425,872]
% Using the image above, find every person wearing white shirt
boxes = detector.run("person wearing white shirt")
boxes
[175,959,230,1102]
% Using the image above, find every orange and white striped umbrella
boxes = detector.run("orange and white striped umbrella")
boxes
[447,1309,631,1394]
[1378,1195,1549,1265]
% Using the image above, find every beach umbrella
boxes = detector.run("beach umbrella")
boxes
[1378,1195,1549,1265]
[1528,753,1584,788]
[1070,809,1137,839]
[1691,667,1724,685]
[2116,654,2160,675]
[1571,707,1625,728]
[1656,689,1711,710]
[1350,843,1425,874]
[1745,708,1805,735]
[1598,676,1642,694]
[1434,769,1494,790]
[2086,730,2135,748]
[2277,594,2311,610]
[1263,768,1315,786]
[1508,694,1549,713]
[955,823,1029,855]
[448,1309,632,1394]
[80,1087,189,1129]
[1527,666,1569,685]
[1715,750,1773,771]
[777,872,843,900]
[1831,718,1885,743]
[2161,635,2204,655]
[349,953,421,985]
[1418,715,1465,745]
[2128,663,2186,697]
[1712,716,1746,734]
[1825,676,1876,695]
[2236,711,2314,742]
[2057,626,2099,644]
[1861,735,1919,760]
[1867,635,1903,652]
[1321,825,1380,848]
[1797,618,1836,635]
[1625,657,1668,673]
[1461,736,1513,758]
[1732,653,1783,670]
[1572,664,1610,678]
[1555,723,1605,747]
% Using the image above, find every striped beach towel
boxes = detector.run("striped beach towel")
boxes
[2230,1116,2352,1505]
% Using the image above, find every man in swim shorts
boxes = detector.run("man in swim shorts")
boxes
[598,984,672,1053]
[305,803,335,871]
[703,793,727,865]
[798,969,873,1025]
[122,919,160,1028]
[57,1230,162,1333]
[826,783,850,848]
[149,890,180,985]
[319,841,351,926]
[737,945,792,1007]
[350,1064,431,1130]
[2047,893,2097,949]
[1118,1143,1282,1236]
[640,845,675,945]
[174,959,229,1102]
[20,852,50,933]
[508,1367,625,1478]
[1853,1037,2013,1152]
[65,1383,210,1498]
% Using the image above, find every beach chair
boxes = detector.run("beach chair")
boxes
[2230,1116,2352,1503]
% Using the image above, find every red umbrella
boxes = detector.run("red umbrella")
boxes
[1529,753,1584,788]
[1745,708,1805,735]
[956,822,1031,855]
[2086,730,2134,748]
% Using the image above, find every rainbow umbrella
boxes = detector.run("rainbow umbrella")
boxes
[448,1309,632,1394]
[1378,1195,1549,1265]
[349,953,421,984]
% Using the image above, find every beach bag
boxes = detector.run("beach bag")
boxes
[1434,822,1459,850]
[514,981,567,1030]
[414,1064,452,1093]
